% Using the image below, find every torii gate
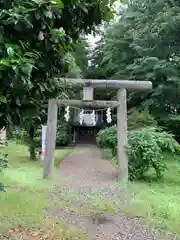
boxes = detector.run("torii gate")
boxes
[43,79,152,181]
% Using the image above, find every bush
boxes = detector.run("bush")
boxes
[0,153,8,192]
[9,121,70,148]
[97,110,157,154]
[8,127,26,144]
[97,126,179,181]
[0,153,8,171]
[128,127,179,180]
[56,122,70,146]
[128,108,157,130]
[96,125,117,151]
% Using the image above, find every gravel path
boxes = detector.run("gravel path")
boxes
[48,146,180,240]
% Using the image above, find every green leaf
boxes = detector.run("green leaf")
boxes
[56,0,64,8]
[80,5,88,14]
[0,183,5,192]
[0,95,7,104]
[7,47,14,57]
[16,99,21,106]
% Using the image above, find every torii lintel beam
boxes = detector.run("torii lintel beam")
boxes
[58,79,152,91]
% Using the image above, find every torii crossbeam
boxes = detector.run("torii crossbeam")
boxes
[43,79,152,181]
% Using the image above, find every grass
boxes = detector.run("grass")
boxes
[121,159,180,234]
[102,148,180,234]
[0,141,74,233]
[1,141,180,236]
[1,141,71,189]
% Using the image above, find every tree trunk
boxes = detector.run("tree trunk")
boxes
[28,126,37,160]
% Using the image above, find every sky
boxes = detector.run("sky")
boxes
[87,34,101,47]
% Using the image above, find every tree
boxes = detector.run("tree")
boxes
[124,0,180,138]
[73,36,89,75]
[85,38,107,79]
[0,0,115,158]
[91,0,180,139]
[64,53,82,78]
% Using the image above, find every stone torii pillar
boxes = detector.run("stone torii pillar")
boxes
[43,79,152,180]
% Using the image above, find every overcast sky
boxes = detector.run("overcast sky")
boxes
[87,34,101,47]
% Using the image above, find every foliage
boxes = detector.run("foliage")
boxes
[128,108,157,130]
[84,34,117,89]
[8,127,26,144]
[10,120,70,154]
[97,108,157,150]
[64,53,82,78]
[97,125,179,181]
[0,153,8,172]
[0,153,8,192]
[0,0,115,159]
[96,124,117,153]
[56,121,70,146]
[85,0,180,140]
[73,36,89,75]
[127,127,179,181]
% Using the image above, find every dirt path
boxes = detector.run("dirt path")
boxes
[48,146,179,240]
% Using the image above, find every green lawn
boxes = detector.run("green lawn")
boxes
[118,153,180,234]
[0,141,73,232]
[1,142,180,236]
[102,148,180,234]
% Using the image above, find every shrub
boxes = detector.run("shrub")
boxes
[97,125,116,149]
[97,110,157,154]
[128,127,178,180]
[56,122,69,146]
[128,108,157,130]
[9,121,70,148]
[96,125,117,155]
[0,153,8,171]
[9,127,26,144]
[97,126,179,181]
[0,153,8,192]
[31,122,70,147]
